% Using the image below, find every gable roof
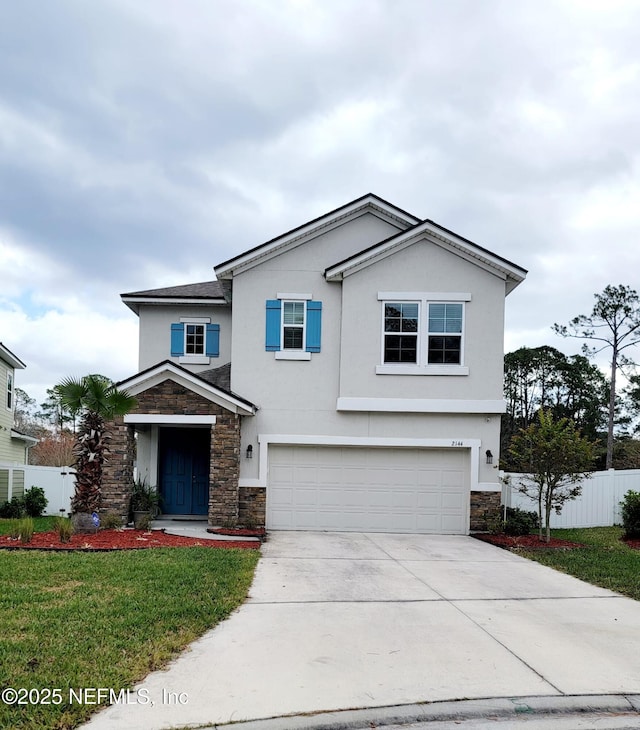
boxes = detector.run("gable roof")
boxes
[117,360,257,416]
[214,193,421,280]
[324,218,528,295]
[121,281,226,315]
[0,343,26,370]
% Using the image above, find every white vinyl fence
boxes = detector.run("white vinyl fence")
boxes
[502,469,640,528]
[0,463,75,516]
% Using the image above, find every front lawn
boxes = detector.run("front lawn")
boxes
[518,526,640,601]
[0,546,259,730]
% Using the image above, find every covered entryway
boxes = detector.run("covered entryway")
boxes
[267,445,469,533]
[159,427,210,515]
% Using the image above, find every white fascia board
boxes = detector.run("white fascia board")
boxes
[336,397,507,413]
[122,296,226,306]
[325,224,526,291]
[124,414,217,425]
[11,430,38,445]
[214,197,418,279]
[253,434,482,488]
[0,344,26,370]
[122,364,256,415]
[121,296,227,315]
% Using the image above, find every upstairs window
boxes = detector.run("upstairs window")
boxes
[6,370,13,410]
[378,292,469,375]
[282,301,305,350]
[185,323,205,355]
[427,303,463,364]
[171,320,220,362]
[383,303,419,363]
[265,296,322,359]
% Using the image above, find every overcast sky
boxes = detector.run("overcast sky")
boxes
[2,0,640,405]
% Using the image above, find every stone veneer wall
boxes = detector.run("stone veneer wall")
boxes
[238,487,266,528]
[101,380,242,526]
[469,490,501,532]
[101,416,135,517]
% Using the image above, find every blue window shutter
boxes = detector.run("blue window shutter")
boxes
[265,300,281,351]
[206,324,220,357]
[171,323,184,356]
[305,301,322,353]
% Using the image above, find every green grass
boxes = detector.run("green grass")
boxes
[519,526,640,601]
[0,547,259,730]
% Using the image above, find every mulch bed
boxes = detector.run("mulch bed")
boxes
[0,529,260,552]
[473,533,585,550]
[622,538,640,550]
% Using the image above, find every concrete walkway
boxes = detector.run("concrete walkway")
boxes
[82,532,640,729]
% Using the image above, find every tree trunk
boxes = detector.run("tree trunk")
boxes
[606,346,617,470]
[545,497,552,544]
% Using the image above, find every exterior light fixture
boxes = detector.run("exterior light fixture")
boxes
[485,449,493,465]
[246,444,253,459]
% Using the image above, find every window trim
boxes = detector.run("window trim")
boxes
[6,369,13,410]
[377,292,470,375]
[281,300,306,352]
[266,294,320,359]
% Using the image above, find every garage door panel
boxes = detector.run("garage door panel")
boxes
[268,446,469,534]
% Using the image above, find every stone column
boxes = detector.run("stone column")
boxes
[101,416,135,517]
[208,412,241,526]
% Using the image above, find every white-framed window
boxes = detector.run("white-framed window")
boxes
[170,317,220,364]
[383,302,419,363]
[7,370,13,410]
[185,323,206,355]
[427,302,463,364]
[282,300,306,350]
[377,292,470,375]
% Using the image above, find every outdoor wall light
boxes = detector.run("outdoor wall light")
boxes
[246,444,253,459]
[485,449,493,465]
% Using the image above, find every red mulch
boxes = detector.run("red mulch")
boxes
[473,533,585,550]
[623,538,640,550]
[0,529,260,552]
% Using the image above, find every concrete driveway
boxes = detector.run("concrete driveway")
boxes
[83,532,640,729]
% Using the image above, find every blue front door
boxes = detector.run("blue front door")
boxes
[159,428,210,515]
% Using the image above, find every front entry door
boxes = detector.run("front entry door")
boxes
[159,428,210,515]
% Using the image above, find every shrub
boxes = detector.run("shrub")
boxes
[503,507,539,536]
[620,490,640,538]
[101,511,124,529]
[23,486,48,517]
[53,516,74,544]
[0,496,26,519]
[8,519,20,539]
[17,517,34,544]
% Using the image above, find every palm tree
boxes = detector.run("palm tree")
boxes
[55,375,137,514]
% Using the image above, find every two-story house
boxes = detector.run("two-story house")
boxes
[0,343,38,505]
[104,194,526,534]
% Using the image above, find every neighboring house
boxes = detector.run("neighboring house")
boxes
[0,343,38,505]
[0,343,37,465]
[104,194,526,534]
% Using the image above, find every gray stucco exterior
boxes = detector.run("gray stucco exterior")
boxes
[117,194,526,532]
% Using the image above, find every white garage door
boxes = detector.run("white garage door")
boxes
[267,445,469,534]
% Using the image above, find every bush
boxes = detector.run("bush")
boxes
[101,511,124,529]
[23,486,48,517]
[0,496,26,519]
[620,490,640,538]
[53,516,74,544]
[17,517,34,544]
[503,507,539,536]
